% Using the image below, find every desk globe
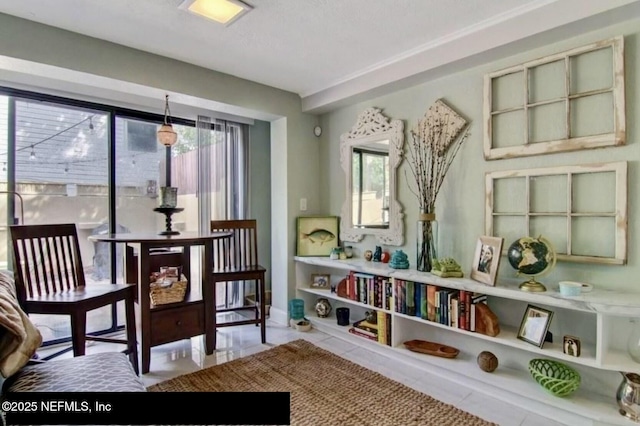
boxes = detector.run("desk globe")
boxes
[506,236,556,292]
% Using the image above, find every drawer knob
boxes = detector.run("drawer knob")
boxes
[176,320,182,326]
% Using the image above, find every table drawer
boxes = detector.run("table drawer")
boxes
[150,303,204,346]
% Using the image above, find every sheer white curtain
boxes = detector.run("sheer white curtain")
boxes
[197,116,250,308]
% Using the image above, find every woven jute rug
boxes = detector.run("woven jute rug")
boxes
[147,339,497,426]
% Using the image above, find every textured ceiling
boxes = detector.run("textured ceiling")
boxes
[0,0,639,114]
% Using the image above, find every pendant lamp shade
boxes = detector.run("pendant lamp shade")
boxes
[158,94,178,147]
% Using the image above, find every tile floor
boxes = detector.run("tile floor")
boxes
[39,317,567,426]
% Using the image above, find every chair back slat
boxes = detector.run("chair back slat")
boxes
[10,224,86,299]
[210,219,259,271]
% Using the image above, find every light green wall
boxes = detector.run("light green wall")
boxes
[322,18,640,292]
[249,119,272,291]
[0,13,321,316]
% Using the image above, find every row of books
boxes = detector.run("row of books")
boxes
[394,279,487,331]
[348,311,392,346]
[344,271,392,310]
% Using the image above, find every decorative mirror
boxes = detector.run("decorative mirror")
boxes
[340,107,404,245]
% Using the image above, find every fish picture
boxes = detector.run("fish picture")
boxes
[296,216,340,256]
[300,228,336,245]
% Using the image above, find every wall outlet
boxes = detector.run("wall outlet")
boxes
[300,198,307,211]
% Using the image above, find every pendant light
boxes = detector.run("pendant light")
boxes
[157,94,178,147]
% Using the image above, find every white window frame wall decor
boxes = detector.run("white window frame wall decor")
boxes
[483,36,625,160]
[485,161,627,265]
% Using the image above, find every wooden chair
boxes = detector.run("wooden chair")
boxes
[9,223,139,375]
[210,219,266,348]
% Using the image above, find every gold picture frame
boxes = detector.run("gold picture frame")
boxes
[311,273,331,289]
[470,236,504,286]
[517,304,554,348]
[296,216,340,257]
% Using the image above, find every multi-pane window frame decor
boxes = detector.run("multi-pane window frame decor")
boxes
[483,36,625,160]
[485,161,627,265]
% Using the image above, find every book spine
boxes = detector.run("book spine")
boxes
[377,310,387,345]
[414,282,421,317]
[353,320,378,334]
[427,285,436,322]
[349,327,378,342]
[406,281,415,316]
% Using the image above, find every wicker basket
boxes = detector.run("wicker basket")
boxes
[528,358,581,397]
[150,274,187,306]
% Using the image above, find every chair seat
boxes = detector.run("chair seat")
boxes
[25,284,135,312]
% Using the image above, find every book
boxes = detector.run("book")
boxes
[353,318,378,334]
[377,311,387,344]
[348,327,378,341]
[406,281,416,316]
[426,285,437,322]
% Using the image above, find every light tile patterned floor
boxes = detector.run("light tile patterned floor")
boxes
[38,317,567,426]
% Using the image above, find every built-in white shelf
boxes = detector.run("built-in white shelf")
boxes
[295,256,640,426]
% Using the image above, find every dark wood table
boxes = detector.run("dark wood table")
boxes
[89,231,231,374]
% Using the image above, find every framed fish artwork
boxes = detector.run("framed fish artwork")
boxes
[296,216,340,256]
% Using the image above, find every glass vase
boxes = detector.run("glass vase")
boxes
[628,318,640,363]
[417,211,438,272]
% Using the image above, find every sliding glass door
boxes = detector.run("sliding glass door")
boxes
[0,87,252,349]
[0,95,110,345]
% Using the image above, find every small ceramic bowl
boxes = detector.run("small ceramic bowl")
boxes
[295,319,312,332]
[559,281,582,297]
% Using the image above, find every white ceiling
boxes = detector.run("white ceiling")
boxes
[1,0,640,114]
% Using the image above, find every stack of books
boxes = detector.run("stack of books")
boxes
[348,312,392,346]
[349,318,378,342]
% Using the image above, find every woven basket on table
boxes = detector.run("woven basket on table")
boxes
[150,274,187,306]
[528,358,581,397]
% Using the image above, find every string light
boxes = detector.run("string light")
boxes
[2,162,5,172]
[29,145,36,160]
[64,164,69,174]
[88,116,94,134]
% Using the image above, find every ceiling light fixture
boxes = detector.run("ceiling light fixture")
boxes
[179,0,252,26]
[157,94,178,147]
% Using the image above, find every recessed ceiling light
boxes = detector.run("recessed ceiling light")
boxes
[179,0,252,26]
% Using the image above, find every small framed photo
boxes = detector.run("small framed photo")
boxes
[296,216,340,257]
[311,273,331,289]
[563,335,581,357]
[470,236,504,286]
[518,304,554,348]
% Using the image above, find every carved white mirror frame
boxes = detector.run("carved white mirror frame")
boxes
[340,107,405,245]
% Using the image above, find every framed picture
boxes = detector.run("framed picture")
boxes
[517,304,554,348]
[563,335,581,357]
[470,236,504,286]
[296,216,340,256]
[311,273,330,289]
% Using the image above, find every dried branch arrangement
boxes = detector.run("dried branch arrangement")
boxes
[406,99,470,213]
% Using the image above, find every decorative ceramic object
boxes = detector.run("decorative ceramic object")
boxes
[344,246,354,258]
[373,246,382,262]
[389,250,409,269]
[364,250,373,261]
[330,247,341,260]
[477,351,498,372]
[381,251,391,263]
[315,298,332,318]
[365,311,377,324]
[528,359,580,398]
[431,257,463,278]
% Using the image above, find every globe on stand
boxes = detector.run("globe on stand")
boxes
[506,236,556,292]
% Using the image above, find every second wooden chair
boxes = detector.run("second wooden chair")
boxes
[210,219,267,349]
